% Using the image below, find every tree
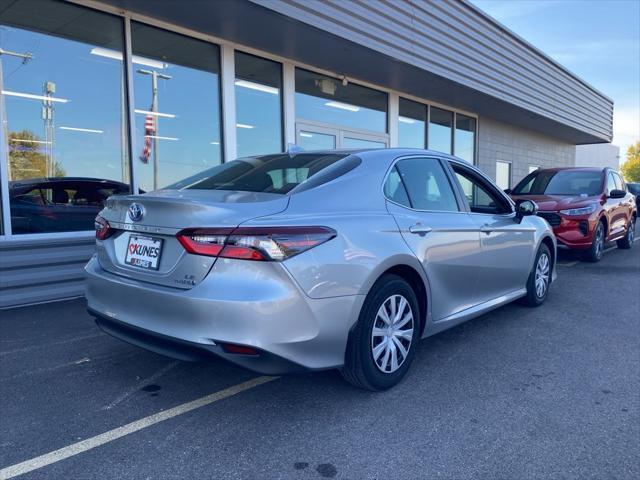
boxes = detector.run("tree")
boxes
[8,129,65,180]
[620,141,640,182]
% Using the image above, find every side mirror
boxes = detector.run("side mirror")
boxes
[514,199,538,224]
[609,189,626,199]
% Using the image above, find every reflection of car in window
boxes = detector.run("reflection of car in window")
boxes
[9,177,131,234]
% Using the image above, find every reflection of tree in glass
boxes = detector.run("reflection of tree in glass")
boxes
[8,130,65,180]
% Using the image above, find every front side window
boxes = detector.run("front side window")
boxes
[235,52,282,158]
[612,172,624,191]
[607,173,617,193]
[131,22,222,192]
[295,68,387,133]
[453,165,511,214]
[390,158,459,212]
[428,107,453,155]
[168,153,350,194]
[1,0,129,234]
[398,98,426,149]
[513,170,604,196]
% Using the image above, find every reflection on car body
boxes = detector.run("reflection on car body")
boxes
[9,177,132,234]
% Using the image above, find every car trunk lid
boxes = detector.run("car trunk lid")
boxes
[95,190,289,289]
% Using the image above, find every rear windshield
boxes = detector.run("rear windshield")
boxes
[167,153,350,194]
[513,170,603,196]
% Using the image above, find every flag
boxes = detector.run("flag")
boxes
[140,108,155,163]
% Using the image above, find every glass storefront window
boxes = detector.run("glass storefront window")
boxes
[454,114,476,163]
[398,98,426,149]
[1,1,129,234]
[428,107,453,155]
[235,51,282,158]
[496,161,512,190]
[342,137,386,149]
[131,22,222,192]
[295,68,387,133]
[298,131,335,150]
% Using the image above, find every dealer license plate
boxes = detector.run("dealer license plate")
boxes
[125,234,163,270]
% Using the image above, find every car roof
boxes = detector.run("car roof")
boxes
[272,147,471,164]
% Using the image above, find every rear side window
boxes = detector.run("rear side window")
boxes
[167,153,349,194]
[385,157,459,211]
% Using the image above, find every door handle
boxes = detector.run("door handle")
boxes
[480,225,493,234]
[409,224,433,235]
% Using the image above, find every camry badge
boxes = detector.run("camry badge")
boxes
[128,203,145,222]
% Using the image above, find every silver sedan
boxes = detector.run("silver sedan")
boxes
[86,149,556,390]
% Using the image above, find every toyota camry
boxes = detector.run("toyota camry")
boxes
[86,149,556,390]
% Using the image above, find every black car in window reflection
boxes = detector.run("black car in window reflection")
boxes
[9,177,131,234]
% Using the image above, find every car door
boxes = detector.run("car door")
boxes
[384,156,483,321]
[449,161,535,303]
[605,171,627,238]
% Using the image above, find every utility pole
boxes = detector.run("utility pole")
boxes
[42,81,55,177]
[137,68,171,190]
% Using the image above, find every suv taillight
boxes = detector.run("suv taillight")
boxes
[95,215,113,240]
[176,226,336,261]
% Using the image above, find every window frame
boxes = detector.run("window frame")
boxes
[382,155,468,213]
[447,160,515,217]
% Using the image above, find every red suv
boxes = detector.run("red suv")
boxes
[509,167,636,262]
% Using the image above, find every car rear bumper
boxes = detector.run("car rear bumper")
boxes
[85,256,363,374]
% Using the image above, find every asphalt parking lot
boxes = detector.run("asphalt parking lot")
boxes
[1,240,639,479]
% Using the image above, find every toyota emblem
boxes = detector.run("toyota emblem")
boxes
[128,203,145,222]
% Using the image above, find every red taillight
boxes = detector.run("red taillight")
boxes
[176,226,336,261]
[95,216,112,240]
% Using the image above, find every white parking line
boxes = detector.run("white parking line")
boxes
[0,376,278,479]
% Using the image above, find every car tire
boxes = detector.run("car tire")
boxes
[523,243,552,307]
[341,274,420,391]
[584,220,605,263]
[616,217,635,249]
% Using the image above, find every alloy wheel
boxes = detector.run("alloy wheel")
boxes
[371,294,414,373]
[595,225,604,259]
[535,253,550,298]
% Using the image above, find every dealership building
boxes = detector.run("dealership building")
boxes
[0,0,613,308]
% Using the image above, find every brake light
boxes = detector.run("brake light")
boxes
[176,226,336,261]
[94,216,113,240]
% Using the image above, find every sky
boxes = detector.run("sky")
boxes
[471,0,640,162]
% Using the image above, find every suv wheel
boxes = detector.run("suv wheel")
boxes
[523,243,551,307]
[341,274,420,391]
[584,221,605,263]
[617,217,636,249]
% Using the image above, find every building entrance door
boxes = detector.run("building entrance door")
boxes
[296,121,388,150]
